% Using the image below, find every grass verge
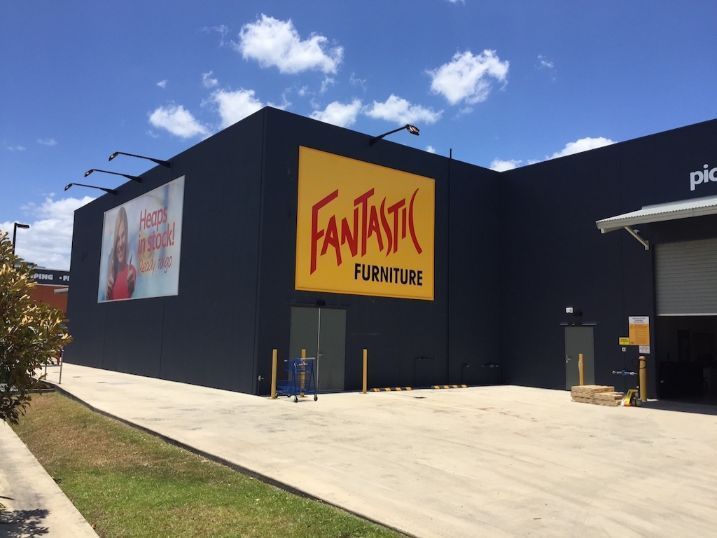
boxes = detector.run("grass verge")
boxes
[11,392,401,538]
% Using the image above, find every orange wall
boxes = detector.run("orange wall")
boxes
[30,285,68,315]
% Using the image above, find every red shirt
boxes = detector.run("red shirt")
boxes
[110,265,134,300]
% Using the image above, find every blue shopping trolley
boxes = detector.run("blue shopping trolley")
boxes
[277,357,318,402]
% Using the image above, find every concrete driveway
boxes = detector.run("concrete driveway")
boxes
[43,364,717,537]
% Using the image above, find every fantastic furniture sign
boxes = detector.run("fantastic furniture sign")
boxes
[97,176,185,302]
[295,147,435,301]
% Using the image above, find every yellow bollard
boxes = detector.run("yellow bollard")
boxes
[299,348,306,396]
[639,355,647,402]
[362,348,368,394]
[270,349,278,399]
[578,353,584,386]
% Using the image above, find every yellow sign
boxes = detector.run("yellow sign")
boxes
[295,147,435,300]
[628,316,650,346]
[619,337,631,346]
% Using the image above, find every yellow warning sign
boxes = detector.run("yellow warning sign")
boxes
[619,337,631,346]
[628,316,650,346]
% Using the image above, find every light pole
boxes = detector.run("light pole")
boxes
[12,222,30,255]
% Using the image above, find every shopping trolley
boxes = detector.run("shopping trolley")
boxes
[277,357,318,402]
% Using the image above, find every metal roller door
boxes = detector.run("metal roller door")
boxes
[656,238,717,316]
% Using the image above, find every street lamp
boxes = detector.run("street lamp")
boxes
[64,183,118,195]
[109,151,170,168]
[369,124,420,145]
[12,222,30,255]
[84,168,142,183]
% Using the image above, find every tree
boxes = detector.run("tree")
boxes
[0,230,70,423]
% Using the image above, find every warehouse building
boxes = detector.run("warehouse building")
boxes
[65,108,717,402]
[30,268,70,315]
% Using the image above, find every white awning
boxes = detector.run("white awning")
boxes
[596,194,717,234]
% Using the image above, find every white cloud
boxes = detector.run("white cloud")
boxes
[148,104,209,138]
[490,159,521,172]
[349,72,367,91]
[428,50,509,105]
[37,138,57,146]
[6,145,26,152]
[202,71,219,88]
[426,145,436,154]
[446,0,465,3]
[236,14,343,74]
[537,54,554,69]
[489,137,614,170]
[156,79,168,89]
[1,195,94,270]
[212,88,264,128]
[364,95,442,125]
[320,76,335,94]
[548,137,615,159]
[202,24,229,47]
[310,100,362,128]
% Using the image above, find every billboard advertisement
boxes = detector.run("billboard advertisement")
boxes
[98,176,185,302]
[295,147,435,301]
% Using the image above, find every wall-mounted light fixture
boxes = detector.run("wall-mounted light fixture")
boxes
[64,182,118,195]
[109,151,170,168]
[84,168,141,183]
[565,306,584,326]
[369,124,420,145]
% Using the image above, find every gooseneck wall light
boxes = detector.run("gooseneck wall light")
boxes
[109,151,170,168]
[84,168,142,183]
[64,182,118,195]
[369,124,420,145]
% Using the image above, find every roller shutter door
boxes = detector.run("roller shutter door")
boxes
[656,238,717,315]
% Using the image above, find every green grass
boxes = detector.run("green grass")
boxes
[11,392,401,538]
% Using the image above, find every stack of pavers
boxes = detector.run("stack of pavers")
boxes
[571,385,624,406]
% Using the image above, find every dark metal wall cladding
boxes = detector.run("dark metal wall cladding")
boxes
[65,112,265,392]
[500,119,717,397]
[66,105,717,397]
[252,109,503,394]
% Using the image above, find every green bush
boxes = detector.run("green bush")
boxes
[0,230,70,423]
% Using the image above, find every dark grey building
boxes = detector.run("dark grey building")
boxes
[65,108,717,402]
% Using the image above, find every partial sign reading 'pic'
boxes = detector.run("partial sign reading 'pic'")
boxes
[97,176,185,303]
[295,147,435,301]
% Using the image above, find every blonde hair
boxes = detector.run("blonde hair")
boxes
[108,206,128,292]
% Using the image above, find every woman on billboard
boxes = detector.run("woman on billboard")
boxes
[106,206,137,300]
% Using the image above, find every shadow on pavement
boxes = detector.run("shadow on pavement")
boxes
[0,508,50,536]
[643,399,717,416]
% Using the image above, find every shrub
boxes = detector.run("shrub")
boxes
[0,231,70,423]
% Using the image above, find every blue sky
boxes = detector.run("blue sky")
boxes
[1,0,716,269]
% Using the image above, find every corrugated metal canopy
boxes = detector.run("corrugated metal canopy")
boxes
[596,194,717,233]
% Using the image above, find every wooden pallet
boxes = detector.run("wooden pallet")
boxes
[594,390,623,399]
[571,386,624,406]
[593,400,621,407]
[571,385,615,396]
[593,391,624,406]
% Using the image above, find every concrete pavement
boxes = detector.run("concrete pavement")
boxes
[44,363,717,537]
[0,420,97,537]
